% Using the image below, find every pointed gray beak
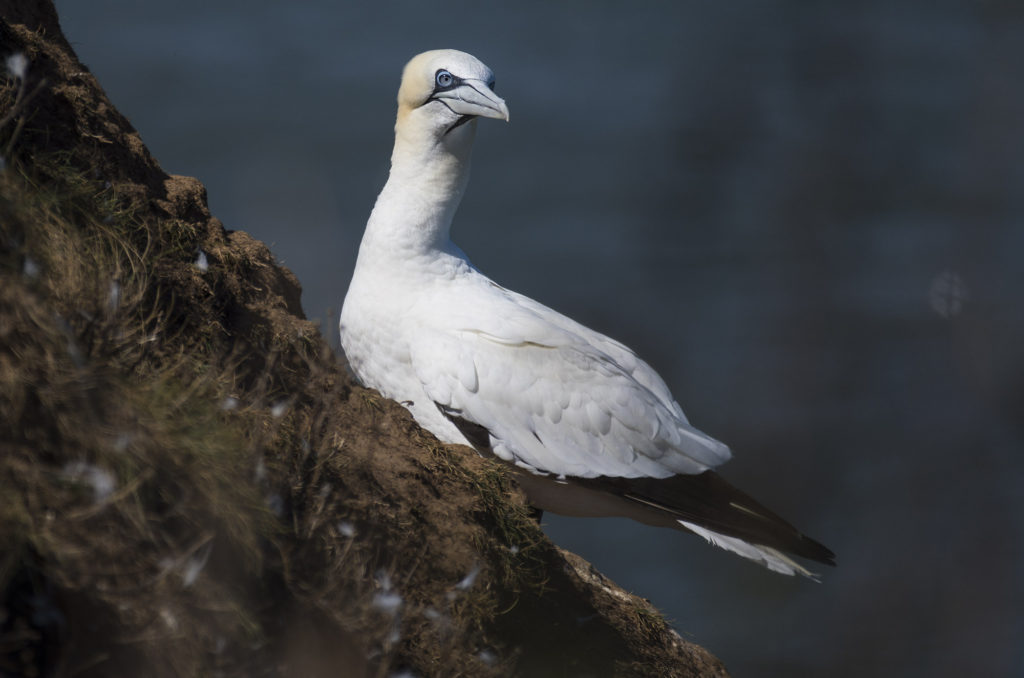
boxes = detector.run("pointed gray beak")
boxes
[434,79,509,122]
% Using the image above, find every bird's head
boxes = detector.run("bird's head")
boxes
[395,49,509,147]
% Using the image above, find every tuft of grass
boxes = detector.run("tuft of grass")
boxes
[0,145,285,674]
[630,601,670,638]
[426,442,547,589]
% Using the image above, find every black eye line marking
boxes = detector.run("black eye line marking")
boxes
[429,80,490,105]
[426,72,498,135]
[430,98,475,136]
[445,114,475,135]
[432,68,464,94]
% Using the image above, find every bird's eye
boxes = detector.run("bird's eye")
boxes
[435,70,454,88]
[487,79,496,92]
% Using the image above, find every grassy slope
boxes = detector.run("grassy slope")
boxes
[0,4,728,677]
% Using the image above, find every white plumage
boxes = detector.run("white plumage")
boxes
[340,50,834,577]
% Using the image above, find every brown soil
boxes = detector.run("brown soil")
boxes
[0,3,729,676]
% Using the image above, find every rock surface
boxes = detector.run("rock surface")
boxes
[0,3,729,676]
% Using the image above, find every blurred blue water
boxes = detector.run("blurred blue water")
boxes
[57,1,1024,675]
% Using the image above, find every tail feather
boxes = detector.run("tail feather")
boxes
[677,520,820,579]
[579,470,836,575]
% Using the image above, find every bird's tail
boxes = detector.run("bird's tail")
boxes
[581,470,836,578]
[677,520,821,578]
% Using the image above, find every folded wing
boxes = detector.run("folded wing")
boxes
[409,280,731,478]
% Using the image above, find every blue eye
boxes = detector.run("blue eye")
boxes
[436,70,454,88]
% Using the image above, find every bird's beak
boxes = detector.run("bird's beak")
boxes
[434,80,510,122]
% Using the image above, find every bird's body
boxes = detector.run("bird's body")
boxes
[340,50,834,577]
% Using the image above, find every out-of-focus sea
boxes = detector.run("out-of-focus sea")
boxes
[57,2,1024,675]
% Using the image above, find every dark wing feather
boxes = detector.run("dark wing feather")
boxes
[578,471,836,566]
[436,402,835,568]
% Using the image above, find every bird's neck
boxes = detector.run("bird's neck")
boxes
[362,120,477,257]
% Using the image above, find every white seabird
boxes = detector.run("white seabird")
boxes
[340,49,834,577]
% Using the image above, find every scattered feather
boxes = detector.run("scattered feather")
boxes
[195,249,208,272]
[373,570,403,615]
[106,279,121,311]
[270,401,288,418]
[221,396,239,411]
[375,570,394,592]
[373,591,403,616]
[159,607,178,631]
[336,521,356,538]
[6,52,27,80]
[455,563,481,591]
[22,256,39,278]
[62,462,116,502]
[182,543,213,588]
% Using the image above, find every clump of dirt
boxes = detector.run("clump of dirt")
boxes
[0,4,729,677]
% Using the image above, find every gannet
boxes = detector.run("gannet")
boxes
[340,49,835,577]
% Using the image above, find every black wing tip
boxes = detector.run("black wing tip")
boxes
[581,470,838,568]
[795,534,837,568]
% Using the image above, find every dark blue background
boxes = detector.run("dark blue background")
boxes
[58,2,1024,675]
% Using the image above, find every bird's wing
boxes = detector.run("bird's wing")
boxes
[408,280,731,478]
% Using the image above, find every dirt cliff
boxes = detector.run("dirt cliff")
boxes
[0,3,728,676]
